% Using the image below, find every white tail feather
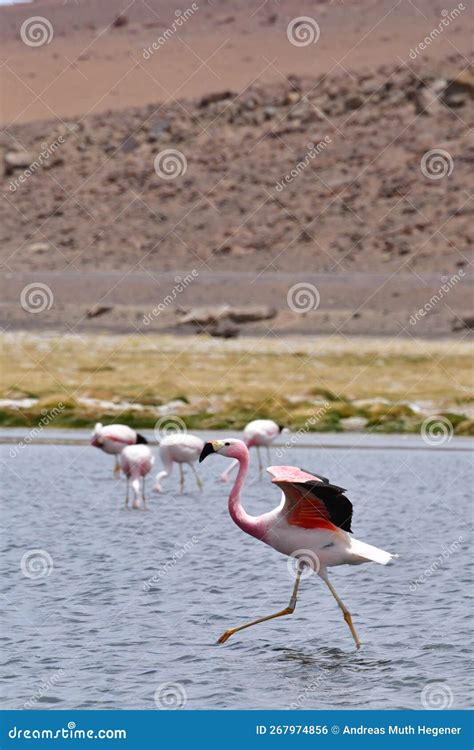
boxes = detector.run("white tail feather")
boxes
[349,537,396,565]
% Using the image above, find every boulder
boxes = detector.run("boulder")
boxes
[86,305,113,319]
[177,304,276,327]
[4,151,34,174]
[452,315,474,331]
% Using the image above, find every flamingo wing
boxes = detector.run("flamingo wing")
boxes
[267,465,352,532]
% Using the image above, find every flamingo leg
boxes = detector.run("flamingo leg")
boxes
[125,478,129,507]
[190,463,203,491]
[321,573,361,649]
[179,464,185,493]
[114,457,121,477]
[217,564,304,645]
[256,447,263,475]
[142,477,146,509]
[266,446,271,465]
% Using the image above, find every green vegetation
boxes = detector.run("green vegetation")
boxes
[0,333,472,435]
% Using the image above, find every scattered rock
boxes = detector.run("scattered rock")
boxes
[199,91,235,108]
[178,305,230,327]
[226,306,277,324]
[178,304,276,327]
[112,14,128,28]
[120,136,139,153]
[27,242,50,253]
[4,151,34,174]
[206,322,240,338]
[86,305,113,319]
[452,315,474,331]
[147,119,170,142]
[340,416,368,431]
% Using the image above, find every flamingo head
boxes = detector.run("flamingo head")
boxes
[90,422,104,447]
[199,438,246,462]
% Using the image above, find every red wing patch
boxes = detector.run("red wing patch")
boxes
[278,482,338,531]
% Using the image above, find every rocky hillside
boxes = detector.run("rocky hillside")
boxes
[1,58,472,277]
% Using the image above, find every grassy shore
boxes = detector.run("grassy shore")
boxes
[1,332,473,435]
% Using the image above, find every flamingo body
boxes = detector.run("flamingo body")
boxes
[220,419,283,482]
[91,422,148,475]
[91,422,147,455]
[154,434,204,493]
[243,419,282,447]
[200,439,396,648]
[120,444,154,509]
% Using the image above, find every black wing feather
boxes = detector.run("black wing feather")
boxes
[303,480,353,532]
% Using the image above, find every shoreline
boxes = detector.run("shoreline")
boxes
[1,332,472,435]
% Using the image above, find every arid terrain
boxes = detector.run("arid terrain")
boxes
[0,0,472,337]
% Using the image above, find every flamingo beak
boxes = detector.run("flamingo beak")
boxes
[199,442,216,462]
[199,440,225,462]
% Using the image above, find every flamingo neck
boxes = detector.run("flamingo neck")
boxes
[228,447,266,541]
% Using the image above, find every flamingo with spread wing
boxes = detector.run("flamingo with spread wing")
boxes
[200,439,396,649]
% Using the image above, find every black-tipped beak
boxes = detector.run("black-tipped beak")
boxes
[278,424,285,433]
[199,442,215,463]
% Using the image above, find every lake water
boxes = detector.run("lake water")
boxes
[1,431,472,710]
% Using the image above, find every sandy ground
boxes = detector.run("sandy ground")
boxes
[0,0,472,335]
[1,0,472,125]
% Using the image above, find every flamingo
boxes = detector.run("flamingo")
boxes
[220,419,283,482]
[154,434,204,493]
[90,423,148,476]
[199,439,396,649]
[120,444,154,509]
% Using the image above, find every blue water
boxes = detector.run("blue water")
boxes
[0,432,472,710]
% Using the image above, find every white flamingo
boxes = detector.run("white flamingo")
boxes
[154,434,204,493]
[120,444,154,509]
[91,422,148,476]
[220,419,283,482]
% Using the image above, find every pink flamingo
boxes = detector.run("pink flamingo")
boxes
[200,439,396,649]
[120,444,154,509]
[154,434,204,493]
[220,419,283,482]
[91,422,148,476]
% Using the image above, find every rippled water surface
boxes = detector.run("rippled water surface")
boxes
[1,432,472,710]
